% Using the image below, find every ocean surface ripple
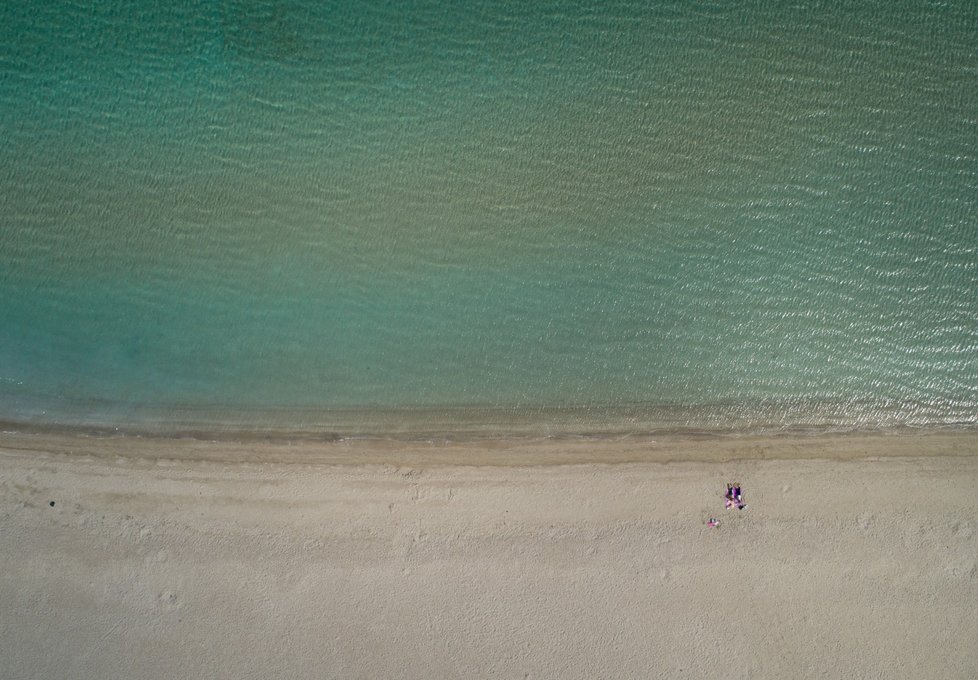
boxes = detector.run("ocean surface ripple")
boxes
[1,0,977,435]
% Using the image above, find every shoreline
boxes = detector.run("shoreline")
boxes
[3,424,976,467]
[4,396,974,444]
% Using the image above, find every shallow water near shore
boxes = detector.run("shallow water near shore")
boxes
[2,1,977,435]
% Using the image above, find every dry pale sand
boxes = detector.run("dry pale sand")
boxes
[2,430,977,679]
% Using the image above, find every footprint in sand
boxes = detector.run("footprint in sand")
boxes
[158,590,178,609]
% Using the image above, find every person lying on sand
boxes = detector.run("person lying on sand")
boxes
[725,483,746,510]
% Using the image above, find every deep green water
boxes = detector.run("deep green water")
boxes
[2,1,977,434]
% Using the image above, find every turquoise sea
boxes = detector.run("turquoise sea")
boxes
[2,1,977,436]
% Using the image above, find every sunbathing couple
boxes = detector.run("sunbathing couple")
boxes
[725,483,746,510]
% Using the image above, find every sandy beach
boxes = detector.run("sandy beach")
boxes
[2,429,977,678]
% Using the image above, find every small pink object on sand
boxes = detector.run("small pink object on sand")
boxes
[707,518,720,528]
